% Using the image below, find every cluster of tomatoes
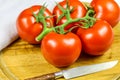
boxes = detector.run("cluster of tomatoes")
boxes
[16,0,120,67]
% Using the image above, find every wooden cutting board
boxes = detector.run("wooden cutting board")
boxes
[0,22,120,80]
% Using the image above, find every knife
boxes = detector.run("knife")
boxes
[25,60,118,80]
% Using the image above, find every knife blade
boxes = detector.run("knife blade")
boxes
[25,60,118,80]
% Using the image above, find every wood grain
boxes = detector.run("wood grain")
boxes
[0,69,9,80]
[0,22,120,80]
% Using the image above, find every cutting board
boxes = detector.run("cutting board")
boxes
[0,22,120,80]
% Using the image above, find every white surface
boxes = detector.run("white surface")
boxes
[0,0,120,51]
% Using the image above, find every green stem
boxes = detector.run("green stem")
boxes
[35,15,49,41]
[36,28,53,41]
[36,7,96,41]
[36,17,85,40]
[33,5,50,42]
[58,18,86,28]
[66,9,72,20]
[55,9,95,31]
[41,17,47,29]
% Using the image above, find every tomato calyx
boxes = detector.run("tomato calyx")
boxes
[56,0,74,23]
[33,4,54,29]
[33,6,45,23]
[55,0,96,29]
[36,1,96,42]
[32,5,53,42]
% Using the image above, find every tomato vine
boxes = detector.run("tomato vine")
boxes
[35,1,96,42]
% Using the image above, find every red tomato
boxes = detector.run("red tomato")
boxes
[119,8,120,21]
[53,0,87,30]
[76,20,114,56]
[41,32,82,67]
[91,0,120,27]
[16,5,54,44]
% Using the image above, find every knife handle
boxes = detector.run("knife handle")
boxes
[25,73,55,80]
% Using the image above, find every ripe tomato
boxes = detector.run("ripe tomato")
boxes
[91,0,120,27]
[53,0,87,30]
[16,5,54,44]
[41,32,82,67]
[76,20,114,56]
[119,8,120,21]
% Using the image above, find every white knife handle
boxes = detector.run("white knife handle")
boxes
[25,72,63,80]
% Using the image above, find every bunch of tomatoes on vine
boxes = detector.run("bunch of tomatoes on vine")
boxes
[16,0,120,67]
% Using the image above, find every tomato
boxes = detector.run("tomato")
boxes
[119,8,120,21]
[16,5,54,44]
[41,32,82,67]
[76,20,114,56]
[53,0,87,30]
[91,0,120,27]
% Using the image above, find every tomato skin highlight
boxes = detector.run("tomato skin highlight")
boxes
[91,0,120,27]
[76,20,114,56]
[41,32,82,67]
[16,5,54,44]
[53,0,87,30]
